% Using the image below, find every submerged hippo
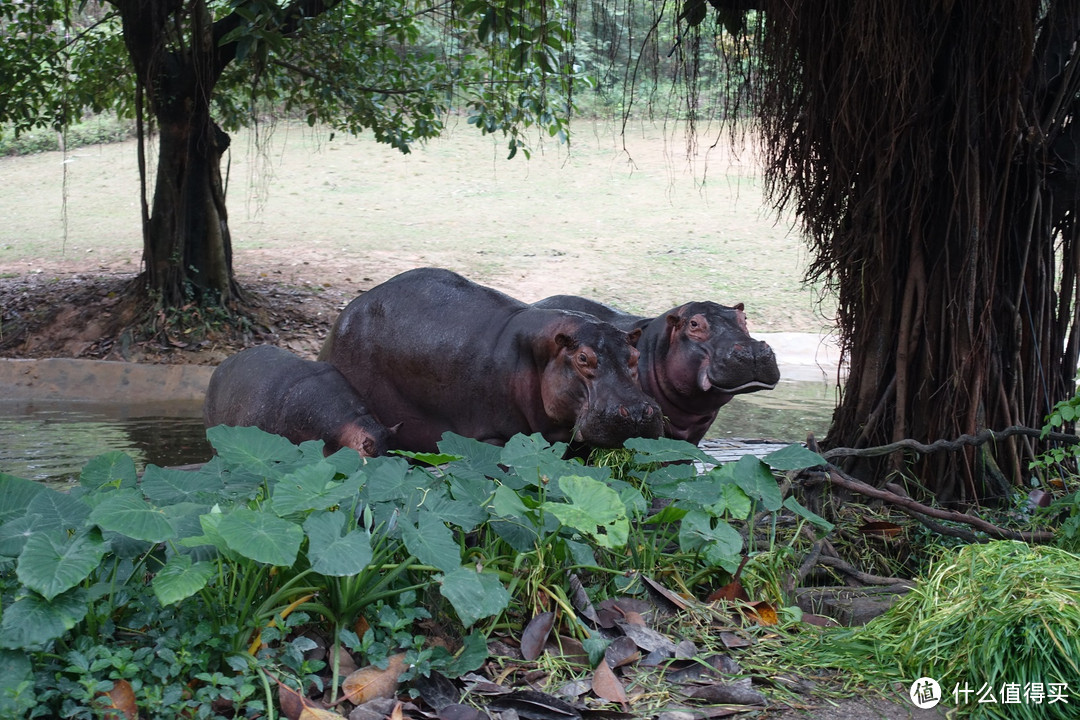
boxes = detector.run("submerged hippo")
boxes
[203,345,391,457]
[318,268,664,453]
[533,296,780,444]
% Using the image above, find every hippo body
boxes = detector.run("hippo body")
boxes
[318,268,663,453]
[204,345,391,457]
[533,295,780,444]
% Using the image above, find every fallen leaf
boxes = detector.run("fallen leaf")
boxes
[567,574,601,624]
[615,621,678,655]
[98,679,137,720]
[591,660,628,709]
[684,678,766,705]
[603,636,640,668]
[341,653,407,704]
[299,707,345,720]
[800,613,839,628]
[439,703,490,720]
[739,601,778,626]
[640,576,690,611]
[859,521,903,538]
[521,611,556,660]
[413,670,461,710]
[551,635,591,666]
[706,580,749,603]
[486,689,582,720]
[717,631,752,649]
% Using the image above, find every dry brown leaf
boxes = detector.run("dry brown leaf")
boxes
[521,611,556,660]
[706,580,749,604]
[603,635,640,668]
[299,708,345,720]
[618,608,647,626]
[389,700,405,720]
[278,681,307,720]
[740,601,778,626]
[341,653,408,704]
[354,615,371,638]
[859,521,903,538]
[641,575,690,610]
[592,660,629,710]
[98,679,137,720]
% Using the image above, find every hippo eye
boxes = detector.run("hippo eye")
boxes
[689,320,699,329]
[578,352,588,364]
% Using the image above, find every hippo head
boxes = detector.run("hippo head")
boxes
[329,418,397,458]
[538,314,664,447]
[662,302,781,405]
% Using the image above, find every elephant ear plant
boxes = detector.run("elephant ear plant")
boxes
[0,427,829,718]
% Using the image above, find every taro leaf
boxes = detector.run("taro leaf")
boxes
[440,568,510,628]
[216,507,303,566]
[684,678,766,706]
[89,488,174,542]
[438,432,507,481]
[271,461,353,515]
[783,496,834,532]
[412,669,461,710]
[582,636,610,667]
[439,705,489,720]
[17,528,107,600]
[152,554,216,606]
[0,514,42,558]
[603,636,640,668]
[542,475,628,549]
[678,511,743,573]
[400,509,459,573]
[728,455,782,511]
[0,587,89,650]
[445,632,489,677]
[394,450,463,466]
[304,510,373,576]
[0,648,34,716]
[206,425,302,478]
[521,611,556,661]
[420,489,488,533]
[623,437,716,466]
[704,483,753,520]
[491,484,530,518]
[141,464,225,504]
[762,444,826,471]
[0,474,45,524]
[644,462,700,499]
[26,486,90,533]
[591,661,628,708]
[486,690,582,720]
[79,451,138,491]
[615,621,678,655]
[361,456,414,503]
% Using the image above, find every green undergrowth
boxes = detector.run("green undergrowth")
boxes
[0,114,135,156]
[0,428,832,718]
[772,540,1080,719]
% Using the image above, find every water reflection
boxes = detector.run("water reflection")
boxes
[0,401,211,487]
[0,381,837,486]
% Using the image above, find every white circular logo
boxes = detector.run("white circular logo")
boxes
[909,677,942,709]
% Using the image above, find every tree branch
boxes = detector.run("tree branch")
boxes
[822,424,1079,461]
[269,58,427,94]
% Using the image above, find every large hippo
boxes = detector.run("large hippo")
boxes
[204,345,391,457]
[533,295,780,444]
[318,268,664,453]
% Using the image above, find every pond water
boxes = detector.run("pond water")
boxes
[0,379,837,486]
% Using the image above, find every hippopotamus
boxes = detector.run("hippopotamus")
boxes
[203,345,392,457]
[318,268,664,453]
[533,295,780,444]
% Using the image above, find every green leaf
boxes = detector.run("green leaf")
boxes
[393,450,463,466]
[142,464,226,504]
[400,509,459,573]
[206,425,302,478]
[79,451,138,491]
[216,507,303,566]
[490,484,529,517]
[152,554,215,606]
[0,514,41,557]
[445,631,489,676]
[0,587,89,650]
[440,568,511,628]
[272,461,356,515]
[763,444,827,471]
[729,455,783,511]
[679,510,742,573]
[362,457,414,502]
[0,474,45,524]
[783,496,835,532]
[624,436,716,465]
[0,649,35,716]
[89,488,175,542]
[304,511,374,576]
[26,486,90,533]
[16,529,108,600]
[705,482,753,519]
[542,475,628,548]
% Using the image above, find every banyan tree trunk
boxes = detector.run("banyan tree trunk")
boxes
[755,0,1080,502]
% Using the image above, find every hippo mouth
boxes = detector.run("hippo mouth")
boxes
[698,366,779,394]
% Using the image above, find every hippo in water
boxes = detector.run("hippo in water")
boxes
[204,345,392,457]
[318,268,664,453]
[533,295,780,444]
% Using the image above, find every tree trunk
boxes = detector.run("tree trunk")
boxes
[754,1,1080,502]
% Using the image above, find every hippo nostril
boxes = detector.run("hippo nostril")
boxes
[643,405,654,418]
[619,406,630,418]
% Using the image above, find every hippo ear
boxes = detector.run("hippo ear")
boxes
[626,328,642,346]
[734,303,745,311]
[554,332,575,349]
[388,422,404,435]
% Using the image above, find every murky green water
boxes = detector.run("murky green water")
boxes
[0,380,837,485]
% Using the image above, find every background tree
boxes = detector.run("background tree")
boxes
[0,0,578,312]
